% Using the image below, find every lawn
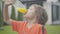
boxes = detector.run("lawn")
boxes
[0,25,60,34]
[45,25,60,34]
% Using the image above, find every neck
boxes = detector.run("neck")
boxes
[27,18,37,25]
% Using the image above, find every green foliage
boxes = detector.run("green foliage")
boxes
[11,6,16,20]
[17,12,23,21]
[0,8,3,27]
[10,6,23,21]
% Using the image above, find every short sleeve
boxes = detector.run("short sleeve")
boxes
[39,26,47,34]
[11,20,25,32]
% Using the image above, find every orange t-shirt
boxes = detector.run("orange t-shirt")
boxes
[11,20,47,34]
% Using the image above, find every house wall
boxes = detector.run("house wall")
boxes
[43,2,52,24]
[43,0,59,24]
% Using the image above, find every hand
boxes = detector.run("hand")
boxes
[5,0,16,6]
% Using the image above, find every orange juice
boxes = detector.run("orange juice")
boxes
[17,8,27,14]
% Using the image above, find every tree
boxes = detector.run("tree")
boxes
[0,8,3,28]
[11,6,16,20]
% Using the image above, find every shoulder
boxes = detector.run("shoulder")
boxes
[37,24,42,28]
[11,20,27,24]
[38,24,46,31]
[12,20,25,23]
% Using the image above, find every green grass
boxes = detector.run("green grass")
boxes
[0,26,18,34]
[0,25,60,34]
[45,25,60,34]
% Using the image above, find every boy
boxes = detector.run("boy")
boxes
[4,0,48,34]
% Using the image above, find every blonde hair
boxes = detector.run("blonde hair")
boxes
[31,4,48,25]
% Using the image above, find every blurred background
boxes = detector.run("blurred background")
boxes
[0,0,60,34]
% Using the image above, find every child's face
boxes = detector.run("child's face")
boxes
[24,6,36,20]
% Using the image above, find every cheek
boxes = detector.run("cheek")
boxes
[24,14,34,19]
[29,14,35,19]
[24,11,35,19]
